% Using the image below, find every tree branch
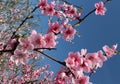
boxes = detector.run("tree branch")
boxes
[34,48,56,51]
[36,50,66,66]
[0,49,13,53]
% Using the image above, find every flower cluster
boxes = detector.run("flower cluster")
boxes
[1,64,53,84]
[53,44,118,84]
[38,0,81,41]
[38,0,80,19]
[5,30,57,66]
[0,29,57,83]
[54,67,92,84]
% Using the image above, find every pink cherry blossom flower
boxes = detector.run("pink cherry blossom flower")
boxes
[73,70,84,79]
[18,37,34,51]
[103,44,118,58]
[22,64,31,74]
[48,21,63,34]
[75,12,82,20]
[43,1,55,16]
[96,50,107,68]
[65,52,82,70]
[30,29,37,35]
[33,69,41,79]
[86,53,100,64]
[11,49,28,66]
[30,30,46,48]
[54,67,72,84]
[38,0,47,9]
[86,52,106,70]
[44,33,57,48]
[80,48,87,57]
[64,4,73,13]
[64,4,77,18]
[112,44,118,51]
[65,57,74,68]
[0,42,3,50]
[95,1,107,15]
[62,25,76,41]
[6,39,17,50]
[62,19,69,26]
[74,76,92,84]
[69,7,77,15]
[22,74,31,82]
[54,11,62,18]
[8,60,14,70]
[79,58,92,73]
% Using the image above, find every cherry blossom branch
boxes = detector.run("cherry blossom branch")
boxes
[11,6,39,39]
[72,0,111,27]
[89,46,117,77]
[36,50,76,78]
[1,6,39,53]
[72,8,96,28]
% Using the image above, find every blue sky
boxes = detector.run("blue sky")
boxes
[33,0,120,84]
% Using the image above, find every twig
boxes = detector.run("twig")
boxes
[34,48,56,51]
[0,49,13,53]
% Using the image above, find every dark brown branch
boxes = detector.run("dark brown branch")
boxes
[0,49,13,53]
[34,48,56,51]
[36,50,66,66]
